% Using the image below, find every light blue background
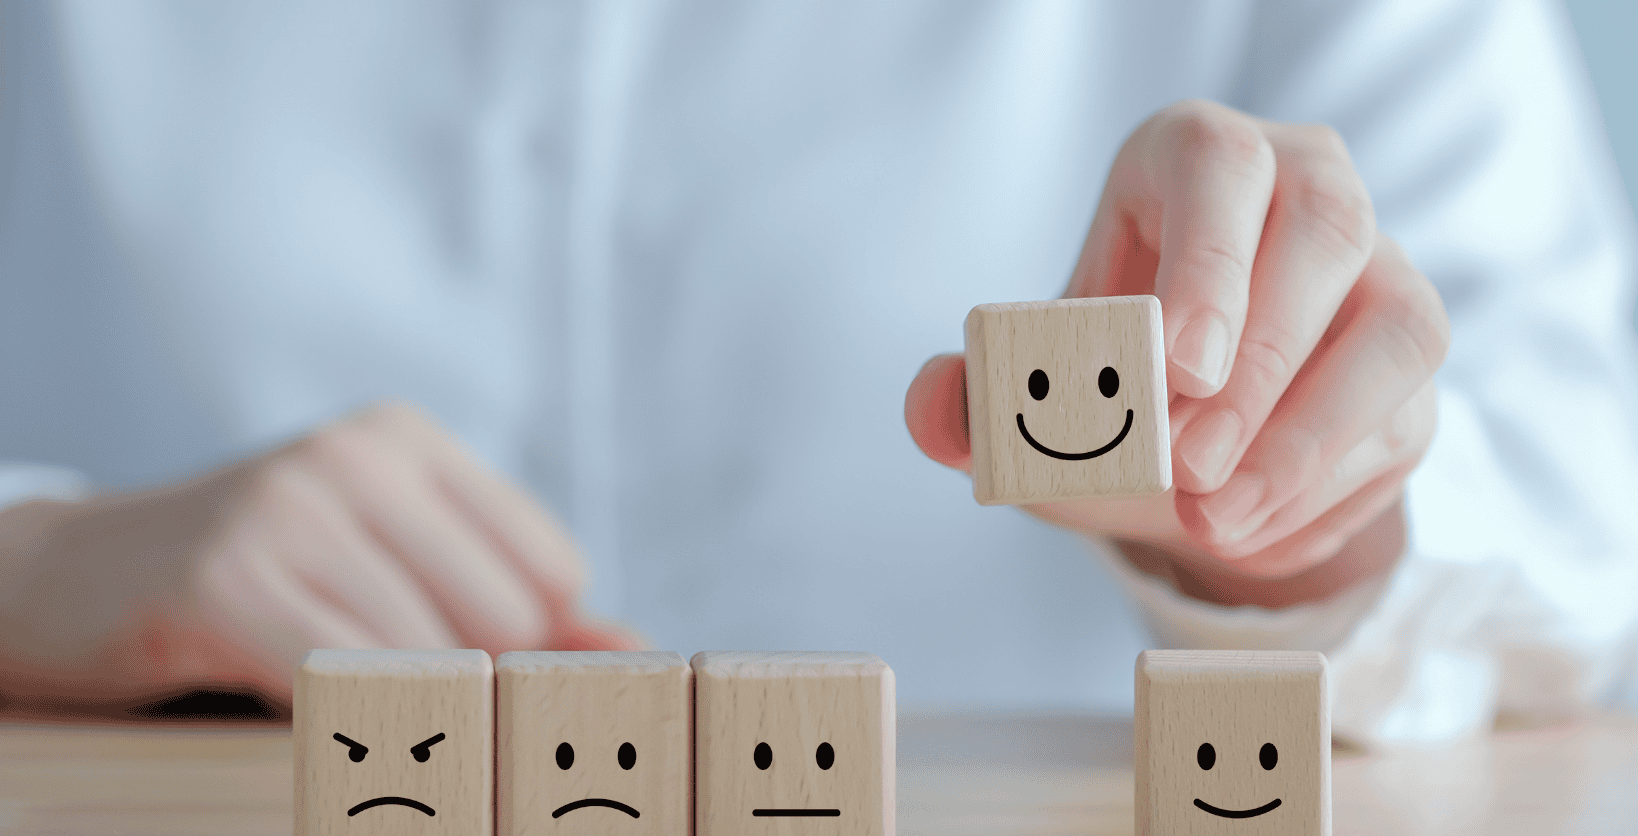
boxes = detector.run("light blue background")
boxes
[1566,0,1638,227]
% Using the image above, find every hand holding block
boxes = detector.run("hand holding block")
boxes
[295,649,494,836]
[964,296,1170,504]
[496,651,692,836]
[1135,650,1330,836]
[693,651,895,836]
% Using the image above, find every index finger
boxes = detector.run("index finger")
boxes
[1071,100,1275,399]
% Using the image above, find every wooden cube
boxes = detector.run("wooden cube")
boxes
[964,296,1170,504]
[693,652,895,836]
[496,651,692,836]
[294,649,494,836]
[1135,650,1330,836]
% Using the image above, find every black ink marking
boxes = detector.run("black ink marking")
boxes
[816,742,834,770]
[1098,366,1120,398]
[348,797,436,817]
[754,809,842,817]
[556,742,574,769]
[333,733,368,763]
[754,742,772,770]
[410,732,444,763]
[1197,742,1215,770]
[619,742,636,770]
[552,798,640,819]
[1015,409,1133,460]
[1260,742,1278,770]
[1194,798,1282,819]
[1028,369,1050,400]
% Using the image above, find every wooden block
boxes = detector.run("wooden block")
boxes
[964,295,1170,504]
[1135,650,1330,836]
[496,651,692,835]
[294,649,494,836]
[693,652,895,836]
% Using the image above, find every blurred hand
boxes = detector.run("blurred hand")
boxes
[0,402,633,705]
[907,100,1449,605]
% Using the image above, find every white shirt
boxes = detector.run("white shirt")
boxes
[2,0,1635,747]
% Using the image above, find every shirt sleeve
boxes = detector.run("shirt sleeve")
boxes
[0,464,90,512]
[1109,0,1638,750]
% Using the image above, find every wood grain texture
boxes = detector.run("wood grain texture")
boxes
[294,649,493,836]
[1135,650,1329,836]
[693,651,894,836]
[496,651,691,836]
[965,296,1170,504]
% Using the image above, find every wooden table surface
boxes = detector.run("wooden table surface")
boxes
[2,711,1636,835]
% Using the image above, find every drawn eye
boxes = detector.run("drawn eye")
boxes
[816,742,834,770]
[410,733,445,763]
[1197,742,1215,770]
[1098,366,1119,398]
[1260,743,1278,770]
[1028,369,1050,400]
[754,742,772,770]
[333,732,368,763]
[618,742,636,770]
[556,742,575,769]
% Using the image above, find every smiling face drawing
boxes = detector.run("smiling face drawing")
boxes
[295,649,494,836]
[964,296,1170,504]
[1135,650,1330,836]
[496,651,692,836]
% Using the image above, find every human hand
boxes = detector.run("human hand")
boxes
[0,402,633,705]
[906,100,1449,601]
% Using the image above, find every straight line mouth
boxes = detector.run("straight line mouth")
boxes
[348,797,436,817]
[553,798,640,818]
[753,809,842,817]
[1194,798,1282,818]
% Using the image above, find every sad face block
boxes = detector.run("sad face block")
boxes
[496,651,692,836]
[964,295,1170,504]
[1135,650,1330,836]
[693,652,895,836]
[294,649,494,836]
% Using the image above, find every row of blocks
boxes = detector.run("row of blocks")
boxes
[296,648,1328,836]
[295,650,893,835]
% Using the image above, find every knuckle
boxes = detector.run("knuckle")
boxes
[1162,101,1273,173]
[1285,165,1375,259]
[1375,282,1451,379]
[1177,236,1256,284]
[1233,333,1302,391]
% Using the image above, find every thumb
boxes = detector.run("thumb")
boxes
[905,354,971,471]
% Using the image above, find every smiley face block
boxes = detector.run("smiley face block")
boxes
[1135,650,1330,836]
[964,295,1170,504]
[693,652,895,836]
[295,649,494,836]
[496,652,692,836]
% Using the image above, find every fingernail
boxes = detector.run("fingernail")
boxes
[1197,471,1267,546]
[1172,313,1233,391]
[1178,408,1243,487]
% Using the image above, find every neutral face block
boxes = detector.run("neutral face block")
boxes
[1135,650,1330,836]
[693,651,895,836]
[964,295,1170,504]
[294,649,494,836]
[496,651,692,836]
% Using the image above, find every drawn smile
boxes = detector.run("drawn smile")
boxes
[348,797,436,817]
[1015,409,1133,460]
[553,799,641,818]
[753,809,842,817]
[1193,798,1282,819]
